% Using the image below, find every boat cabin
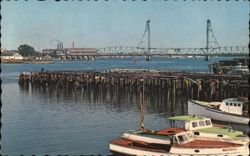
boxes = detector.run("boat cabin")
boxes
[220,98,249,115]
[168,115,213,131]
[172,131,194,144]
[227,63,249,75]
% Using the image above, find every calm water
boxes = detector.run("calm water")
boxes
[1,57,247,155]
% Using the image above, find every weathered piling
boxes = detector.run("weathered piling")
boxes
[19,72,30,86]
[19,70,249,103]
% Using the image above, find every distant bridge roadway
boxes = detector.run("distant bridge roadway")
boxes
[96,46,248,57]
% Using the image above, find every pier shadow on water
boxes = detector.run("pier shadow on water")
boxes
[20,82,249,134]
[26,83,187,116]
[26,80,188,116]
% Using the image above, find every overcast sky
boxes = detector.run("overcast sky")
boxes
[2,1,249,51]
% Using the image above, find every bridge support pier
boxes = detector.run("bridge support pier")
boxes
[204,55,208,61]
[83,56,88,60]
[89,56,96,61]
[78,56,83,60]
[146,55,151,61]
[59,56,66,60]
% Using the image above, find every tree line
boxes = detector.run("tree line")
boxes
[17,44,42,57]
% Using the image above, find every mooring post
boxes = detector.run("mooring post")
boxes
[205,80,209,101]
[173,78,176,108]
[181,77,184,112]
[139,78,145,132]
[170,78,175,112]
[191,82,194,100]
[167,80,170,101]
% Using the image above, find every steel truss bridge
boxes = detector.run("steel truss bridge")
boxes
[58,19,248,60]
[96,46,248,57]
[96,19,248,59]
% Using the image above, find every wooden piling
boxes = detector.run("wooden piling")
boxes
[18,70,249,109]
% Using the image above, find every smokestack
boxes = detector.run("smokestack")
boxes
[57,43,59,49]
[72,41,74,48]
[58,43,63,50]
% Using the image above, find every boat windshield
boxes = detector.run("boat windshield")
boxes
[189,119,213,130]
[178,135,185,143]
[174,132,194,144]
[205,120,211,126]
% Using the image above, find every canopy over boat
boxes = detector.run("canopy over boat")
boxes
[168,115,208,122]
[168,115,213,131]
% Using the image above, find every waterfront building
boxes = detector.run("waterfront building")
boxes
[42,48,67,56]
[1,50,24,60]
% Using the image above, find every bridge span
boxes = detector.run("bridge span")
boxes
[57,45,248,61]
[96,46,248,57]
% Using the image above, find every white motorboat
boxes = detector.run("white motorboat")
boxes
[188,98,249,124]
[121,116,249,146]
[168,116,249,145]
[227,63,249,75]
[110,130,249,156]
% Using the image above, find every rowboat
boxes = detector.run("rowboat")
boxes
[188,97,249,124]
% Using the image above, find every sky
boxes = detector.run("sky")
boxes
[2,1,249,51]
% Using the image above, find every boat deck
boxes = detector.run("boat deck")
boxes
[173,140,242,148]
[196,126,246,138]
[124,130,171,140]
[192,100,221,109]
[156,128,185,135]
[111,138,171,153]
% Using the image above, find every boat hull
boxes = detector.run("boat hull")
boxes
[188,100,249,125]
[110,143,170,156]
[109,140,248,156]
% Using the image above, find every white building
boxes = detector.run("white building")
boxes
[1,50,24,60]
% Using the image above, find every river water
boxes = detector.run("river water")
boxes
[1,57,248,155]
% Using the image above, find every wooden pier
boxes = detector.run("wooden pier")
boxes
[19,69,249,103]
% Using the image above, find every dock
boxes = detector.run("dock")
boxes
[19,69,249,103]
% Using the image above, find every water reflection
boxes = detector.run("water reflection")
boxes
[27,84,248,134]
[29,83,186,116]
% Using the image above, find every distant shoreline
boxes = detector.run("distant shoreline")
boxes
[1,59,54,64]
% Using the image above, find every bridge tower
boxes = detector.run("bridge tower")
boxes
[138,20,152,61]
[205,19,220,61]
[146,20,151,61]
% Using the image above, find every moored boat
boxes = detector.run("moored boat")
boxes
[188,98,249,124]
[227,63,249,75]
[110,131,249,156]
[168,116,249,145]
[121,116,249,146]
